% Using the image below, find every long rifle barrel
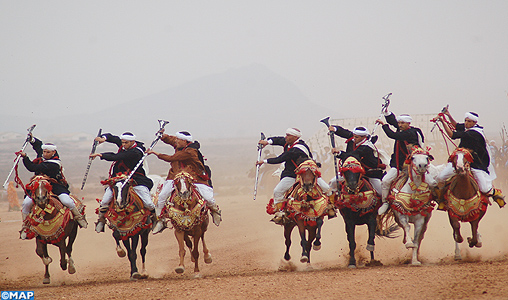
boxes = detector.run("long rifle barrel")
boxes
[3,124,36,189]
[253,132,266,200]
[81,128,103,190]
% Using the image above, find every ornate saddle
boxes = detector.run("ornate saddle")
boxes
[161,187,208,231]
[388,172,434,217]
[334,178,379,216]
[443,173,489,222]
[23,195,84,244]
[99,176,151,240]
[284,181,328,225]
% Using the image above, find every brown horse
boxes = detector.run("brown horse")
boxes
[100,175,152,280]
[443,148,489,259]
[161,171,211,277]
[22,175,82,284]
[272,159,328,270]
[334,155,398,268]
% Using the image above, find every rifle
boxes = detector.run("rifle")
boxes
[119,120,169,192]
[3,124,36,189]
[253,132,266,200]
[320,117,340,191]
[370,93,391,138]
[430,105,449,133]
[81,128,102,190]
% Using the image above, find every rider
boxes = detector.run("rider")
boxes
[328,125,385,195]
[19,135,88,239]
[147,130,221,231]
[90,132,156,233]
[256,128,330,221]
[376,112,425,215]
[437,109,505,207]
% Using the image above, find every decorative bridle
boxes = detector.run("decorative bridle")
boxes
[340,156,365,193]
[449,148,473,173]
[295,160,321,189]
[26,175,53,207]
[404,146,434,182]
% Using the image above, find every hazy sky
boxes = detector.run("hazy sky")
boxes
[2,1,508,134]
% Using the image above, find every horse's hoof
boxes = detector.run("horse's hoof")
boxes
[454,255,462,261]
[405,242,416,249]
[278,259,297,272]
[139,271,149,279]
[204,253,212,264]
[305,263,314,271]
[43,277,50,284]
[313,244,321,251]
[68,258,76,274]
[366,244,375,252]
[130,272,141,280]
[348,264,357,269]
[42,257,52,266]
[116,246,126,258]
[175,266,185,274]
[300,256,309,263]
[467,237,477,248]
[411,261,422,266]
[194,273,202,279]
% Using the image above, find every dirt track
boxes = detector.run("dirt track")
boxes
[1,191,508,300]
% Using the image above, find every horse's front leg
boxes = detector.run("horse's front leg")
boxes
[296,219,309,263]
[201,233,212,264]
[126,235,141,280]
[468,219,481,248]
[344,218,357,268]
[174,230,186,274]
[139,229,149,278]
[36,240,52,284]
[56,240,68,271]
[366,213,377,261]
[410,215,426,266]
[313,218,323,251]
[66,223,79,274]
[283,222,295,261]
[448,215,463,244]
[397,213,415,248]
[306,224,318,268]
[192,231,202,277]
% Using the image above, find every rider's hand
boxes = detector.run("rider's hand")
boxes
[376,119,385,125]
[331,148,341,154]
[256,160,264,166]
[328,125,335,132]
[89,153,102,160]
[258,140,268,147]
[94,137,106,144]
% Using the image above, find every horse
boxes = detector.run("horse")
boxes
[442,148,490,259]
[100,175,152,280]
[333,155,398,268]
[160,171,211,277]
[21,175,82,284]
[268,159,328,270]
[386,146,436,265]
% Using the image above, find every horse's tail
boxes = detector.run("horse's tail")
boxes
[375,212,400,238]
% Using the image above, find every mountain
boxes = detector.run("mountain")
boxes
[0,64,342,140]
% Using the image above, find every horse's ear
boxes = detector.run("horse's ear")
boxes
[428,154,434,161]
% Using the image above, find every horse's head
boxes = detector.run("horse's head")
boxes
[174,171,195,202]
[340,156,365,193]
[27,175,52,209]
[449,148,473,176]
[101,174,131,208]
[406,146,434,176]
[295,159,320,193]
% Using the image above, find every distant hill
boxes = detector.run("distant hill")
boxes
[0,64,341,140]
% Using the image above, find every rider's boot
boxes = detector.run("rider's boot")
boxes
[208,203,222,226]
[95,206,108,233]
[152,217,166,234]
[489,188,505,208]
[71,207,88,229]
[435,186,447,211]
[19,213,29,240]
[326,203,337,219]
[271,201,285,224]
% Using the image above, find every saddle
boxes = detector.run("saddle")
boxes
[443,174,489,222]
[23,195,84,244]
[102,187,151,240]
[161,188,208,231]
[388,172,434,217]
[284,183,328,225]
[334,178,379,216]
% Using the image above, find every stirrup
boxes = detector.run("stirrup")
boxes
[378,202,389,215]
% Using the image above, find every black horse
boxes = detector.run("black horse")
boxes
[101,176,152,280]
[334,156,397,268]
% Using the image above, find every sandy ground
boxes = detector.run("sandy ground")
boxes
[1,190,508,300]
[1,139,508,300]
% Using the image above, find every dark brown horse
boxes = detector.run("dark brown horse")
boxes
[100,175,151,280]
[334,156,397,268]
[443,148,489,259]
[22,175,81,284]
[161,171,211,278]
[275,159,328,270]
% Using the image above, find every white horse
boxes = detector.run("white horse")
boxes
[388,147,437,265]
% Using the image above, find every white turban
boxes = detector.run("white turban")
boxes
[41,144,57,151]
[396,114,412,123]
[465,112,479,122]
[352,126,369,136]
[285,127,302,138]
[120,132,136,141]
[175,131,193,142]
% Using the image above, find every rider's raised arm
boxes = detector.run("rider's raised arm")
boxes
[102,133,123,148]
[100,146,143,162]
[330,125,353,139]
[160,134,178,148]
[154,148,195,162]
[384,112,399,128]
[31,137,44,157]
[267,136,286,147]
